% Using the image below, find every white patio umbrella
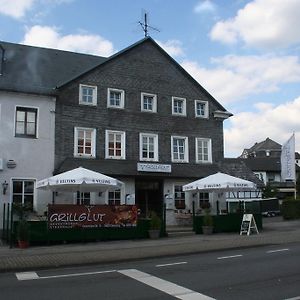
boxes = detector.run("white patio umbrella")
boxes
[183,172,257,192]
[37,167,123,192]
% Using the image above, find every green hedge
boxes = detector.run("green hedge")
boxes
[12,218,151,244]
[194,213,262,234]
[281,200,300,220]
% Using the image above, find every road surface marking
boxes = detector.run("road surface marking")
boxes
[217,254,243,260]
[284,297,300,300]
[119,269,215,300]
[16,272,39,281]
[16,270,116,281]
[266,248,289,254]
[156,262,187,267]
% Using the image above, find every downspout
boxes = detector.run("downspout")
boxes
[0,44,5,76]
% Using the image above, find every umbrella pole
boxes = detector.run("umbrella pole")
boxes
[52,191,55,205]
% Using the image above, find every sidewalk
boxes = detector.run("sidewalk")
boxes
[1,217,300,273]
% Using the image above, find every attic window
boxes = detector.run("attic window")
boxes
[195,100,208,118]
[79,84,97,106]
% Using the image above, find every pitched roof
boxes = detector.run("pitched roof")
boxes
[0,41,106,95]
[248,137,281,153]
[57,37,230,113]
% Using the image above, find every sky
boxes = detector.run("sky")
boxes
[0,0,300,157]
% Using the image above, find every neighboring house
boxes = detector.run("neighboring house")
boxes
[0,41,104,230]
[239,138,299,199]
[0,37,261,227]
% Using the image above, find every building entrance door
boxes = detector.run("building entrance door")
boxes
[135,179,163,218]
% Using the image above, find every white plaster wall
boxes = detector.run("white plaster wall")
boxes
[0,92,55,226]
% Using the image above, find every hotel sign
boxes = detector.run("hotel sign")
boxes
[137,163,172,173]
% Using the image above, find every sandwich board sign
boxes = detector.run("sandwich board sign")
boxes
[240,214,259,235]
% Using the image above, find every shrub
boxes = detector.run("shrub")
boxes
[281,200,300,220]
[149,211,162,230]
[202,209,213,227]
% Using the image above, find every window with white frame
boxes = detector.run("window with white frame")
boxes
[74,127,96,157]
[107,88,125,108]
[141,92,157,113]
[171,136,189,162]
[174,185,185,209]
[79,84,97,106]
[12,180,35,211]
[108,189,121,205]
[195,100,208,118]
[139,133,158,161]
[15,106,38,138]
[172,97,186,116]
[76,192,91,205]
[106,130,126,159]
[199,192,210,209]
[196,138,212,163]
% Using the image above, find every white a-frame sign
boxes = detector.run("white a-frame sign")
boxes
[240,214,259,235]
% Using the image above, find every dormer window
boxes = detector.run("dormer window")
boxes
[79,84,97,106]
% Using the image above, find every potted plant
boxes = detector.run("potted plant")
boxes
[17,219,30,248]
[148,211,162,239]
[202,209,214,235]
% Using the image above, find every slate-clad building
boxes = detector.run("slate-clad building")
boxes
[0,37,261,227]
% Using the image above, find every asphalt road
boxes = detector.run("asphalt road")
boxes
[2,241,300,300]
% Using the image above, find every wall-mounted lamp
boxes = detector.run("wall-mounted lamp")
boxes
[2,180,8,195]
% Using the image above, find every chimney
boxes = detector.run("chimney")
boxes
[0,44,5,76]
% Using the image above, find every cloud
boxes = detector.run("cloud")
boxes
[194,0,216,13]
[210,0,300,49]
[22,25,115,56]
[224,96,300,157]
[0,0,35,19]
[181,54,300,104]
[156,39,184,57]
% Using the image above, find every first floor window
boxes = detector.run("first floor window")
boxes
[15,106,38,138]
[140,133,158,161]
[196,138,212,163]
[195,100,208,118]
[174,185,185,209]
[74,127,96,157]
[76,192,91,205]
[107,88,125,108]
[79,84,97,105]
[141,92,157,113]
[172,136,188,162]
[108,190,121,205]
[106,130,125,159]
[12,180,34,211]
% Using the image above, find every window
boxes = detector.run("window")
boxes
[174,185,185,209]
[107,88,125,108]
[172,97,186,116]
[15,107,37,138]
[79,84,97,106]
[196,138,212,163]
[108,190,121,205]
[199,192,210,209]
[74,127,96,157]
[76,192,91,205]
[139,133,158,161]
[105,130,126,159]
[195,100,208,118]
[171,136,189,163]
[141,92,157,113]
[12,180,34,211]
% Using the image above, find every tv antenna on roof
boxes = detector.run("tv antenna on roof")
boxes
[139,11,160,37]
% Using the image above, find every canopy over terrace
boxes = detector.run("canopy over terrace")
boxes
[37,167,123,192]
[183,172,257,192]
[183,172,257,214]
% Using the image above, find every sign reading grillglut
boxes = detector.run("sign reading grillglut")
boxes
[137,163,171,173]
[48,204,138,229]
